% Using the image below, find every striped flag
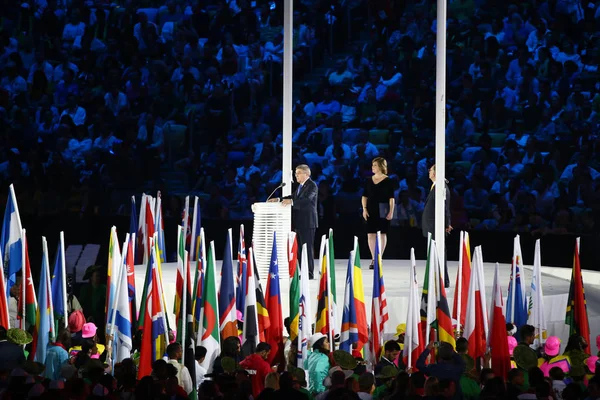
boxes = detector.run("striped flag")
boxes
[106,227,122,327]
[198,241,221,373]
[565,238,590,347]
[0,248,9,328]
[2,184,23,297]
[50,231,67,328]
[252,247,270,341]
[138,239,167,378]
[297,243,312,368]
[190,196,201,263]
[464,246,488,360]
[18,231,37,357]
[219,229,238,339]
[434,241,455,348]
[135,194,145,265]
[181,249,197,398]
[143,197,156,265]
[421,234,437,344]
[130,196,138,264]
[35,237,55,364]
[528,239,547,347]
[315,235,334,351]
[369,232,389,364]
[242,247,259,356]
[175,226,186,326]
[340,249,358,352]
[404,248,424,369]
[125,235,137,332]
[265,232,284,367]
[181,196,191,252]
[155,192,166,263]
[328,229,338,339]
[192,228,206,334]
[507,235,527,328]
[452,231,471,336]
[288,232,299,342]
[488,263,511,380]
[108,234,133,364]
[236,225,248,317]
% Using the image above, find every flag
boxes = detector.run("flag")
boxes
[420,234,437,344]
[242,247,259,356]
[2,185,23,297]
[197,241,220,373]
[464,246,488,360]
[452,231,471,336]
[181,250,197,399]
[528,239,547,347]
[182,196,191,252]
[125,235,137,333]
[18,232,37,358]
[369,232,389,365]
[488,263,511,380]
[138,239,167,378]
[130,196,138,264]
[288,232,299,342]
[192,228,206,334]
[315,235,334,350]
[340,250,358,353]
[219,229,238,339]
[565,238,590,347]
[252,247,270,341]
[155,192,166,263]
[434,241,455,349]
[506,235,527,328]
[236,225,248,318]
[265,232,284,367]
[297,243,313,368]
[108,234,133,363]
[0,249,9,328]
[106,227,122,327]
[190,196,201,263]
[35,237,55,364]
[51,231,67,328]
[135,194,146,265]
[328,229,338,339]
[404,248,424,369]
[175,226,186,326]
[352,238,368,350]
[144,197,156,265]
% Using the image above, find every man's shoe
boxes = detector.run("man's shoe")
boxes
[309,273,314,280]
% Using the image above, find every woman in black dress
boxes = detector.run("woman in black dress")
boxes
[361,157,395,268]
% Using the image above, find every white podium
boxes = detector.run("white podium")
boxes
[252,202,292,280]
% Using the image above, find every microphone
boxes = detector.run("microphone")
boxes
[266,182,287,202]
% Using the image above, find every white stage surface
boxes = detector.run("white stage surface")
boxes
[135,259,600,349]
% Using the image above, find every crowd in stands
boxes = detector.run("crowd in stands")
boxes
[1,0,600,235]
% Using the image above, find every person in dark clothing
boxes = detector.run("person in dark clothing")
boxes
[212,336,241,375]
[506,368,525,399]
[374,340,404,382]
[416,341,465,400]
[0,325,25,373]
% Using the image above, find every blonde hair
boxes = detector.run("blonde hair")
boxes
[372,157,388,175]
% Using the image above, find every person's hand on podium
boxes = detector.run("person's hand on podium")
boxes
[267,198,279,203]
[281,199,292,206]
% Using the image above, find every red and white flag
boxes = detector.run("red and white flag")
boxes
[488,262,511,380]
[464,246,488,361]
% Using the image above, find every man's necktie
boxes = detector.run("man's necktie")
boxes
[297,184,303,196]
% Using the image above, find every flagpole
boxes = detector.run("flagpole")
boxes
[21,229,26,330]
[42,237,55,342]
[282,0,293,197]
[190,197,199,262]
[456,231,463,336]
[434,0,448,282]
[182,250,188,367]
[60,231,67,327]
[109,234,129,371]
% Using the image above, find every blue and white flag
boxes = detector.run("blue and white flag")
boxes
[1,185,23,297]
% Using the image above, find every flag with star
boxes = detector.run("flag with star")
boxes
[265,232,284,368]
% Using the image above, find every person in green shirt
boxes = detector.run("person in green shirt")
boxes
[78,265,107,340]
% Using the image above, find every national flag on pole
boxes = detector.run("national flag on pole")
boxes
[109,234,133,363]
[106,227,122,327]
[175,226,186,326]
[265,232,284,367]
[2,184,23,297]
[252,247,270,341]
[198,241,220,373]
[452,231,471,336]
[192,228,206,334]
[219,229,238,339]
[176,227,190,343]
[297,243,312,368]
[190,196,201,263]
[488,263,511,380]
[35,237,55,364]
[125,235,137,332]
[404,248,424,369]
[565,238,590,347]
[130,196,138,264]
[506,235,527,328]
[315,236,334,350]
[181,250,197,399]
[328,229,337,339]
[242,247,259,356]
[51,232,67,328]
[0,249,9,328]
[182,196,191,251]
[288,232,299,342]
[434,241,455,349]
[528,239,547,347]
[340,250,358,353]
[369,232,389,365]
[464,246,488,360]
[138,239,167,378]
[143,197,156,265]
[155,192,166,263]
[421,234,436,345]
[18,232,37,357]
[135,194,146,265]
[236,225,248,317]
[340,237,368,352]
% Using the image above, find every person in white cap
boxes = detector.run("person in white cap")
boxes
[305,333,331,395]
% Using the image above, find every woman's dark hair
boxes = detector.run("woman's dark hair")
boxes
[222,336,240,357]
[564,334,587,352]
[313,337,329,354]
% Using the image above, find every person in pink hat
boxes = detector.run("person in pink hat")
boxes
[585,355,599,385]
[538,336,571,377]
[69,322,105,358]
[507,336,518,369]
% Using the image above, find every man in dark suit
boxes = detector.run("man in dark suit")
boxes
[270,164,318,278]
[422,164,452,287]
